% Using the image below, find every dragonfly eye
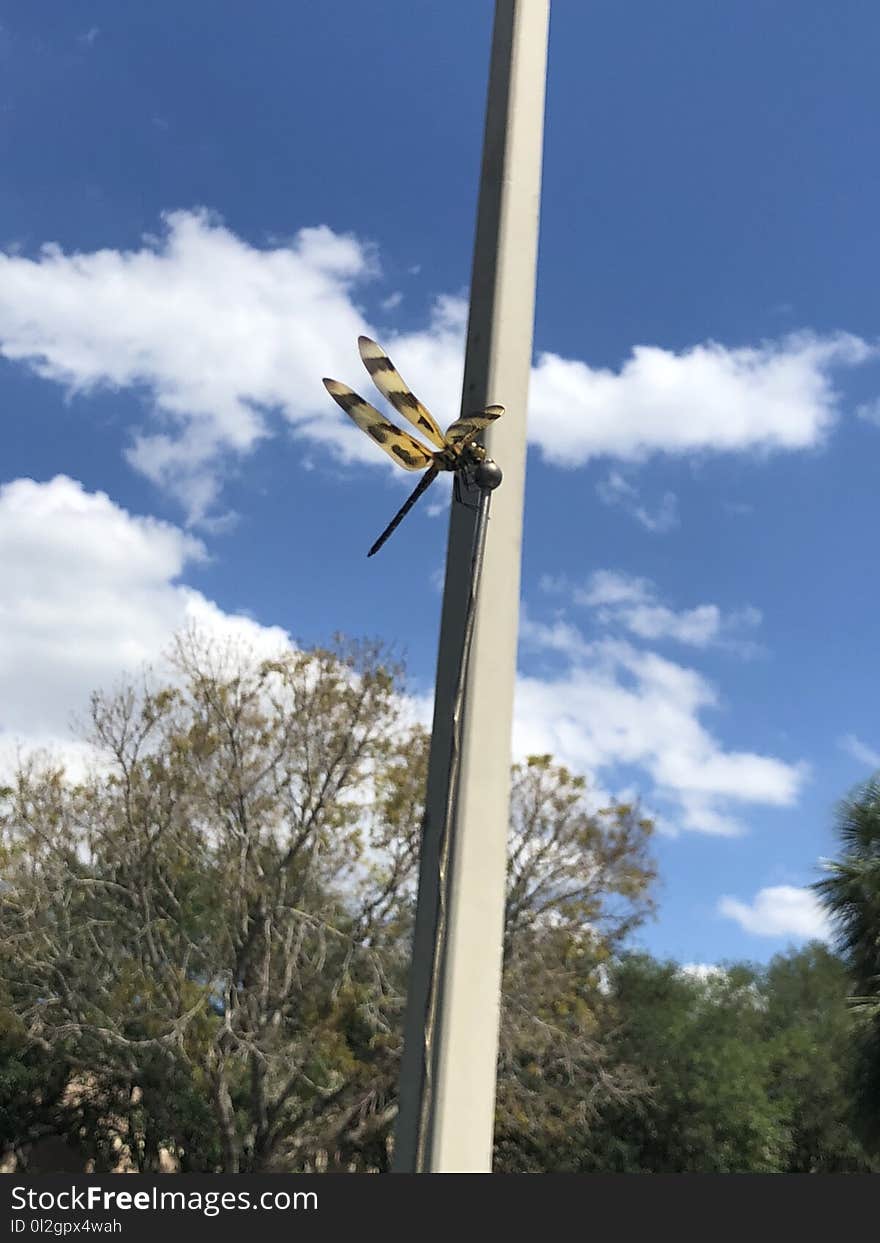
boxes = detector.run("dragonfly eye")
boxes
[473,458,503,492]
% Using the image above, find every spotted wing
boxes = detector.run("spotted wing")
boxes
[358,336,447,451]
[322,379,434,471]
[445,405,505,446]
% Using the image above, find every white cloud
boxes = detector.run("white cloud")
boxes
[545,570,763,654]
[0,476,805,840]
[0,474,441,787]
[0,214,475,526]
[596,471,679,533]
[530,332,875,466]
[0,213,386,521]
[0,475,290,771]
[515,625,805,835]
[839,733,880,769]
[1,213,875,524]
[856,398,880,426]
[624,603,722,646]
[718,886,830,940]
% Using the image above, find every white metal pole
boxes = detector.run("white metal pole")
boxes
[393,0,550,1173]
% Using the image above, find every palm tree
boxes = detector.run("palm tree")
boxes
[814,776,880,1149]
[815,777,880,1003]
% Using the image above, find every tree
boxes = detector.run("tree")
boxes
[577,956,787,1173]
[0,632,657,1172]
[814,777,880,1154]
[576,946,877,1174]
[761,944,876,1172]
[815,778,880,1003]
[493,757,655,1172]
[0,989,74,1168]
[1,632,421,1171]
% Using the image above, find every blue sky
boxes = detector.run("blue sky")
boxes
[2,1,880,966]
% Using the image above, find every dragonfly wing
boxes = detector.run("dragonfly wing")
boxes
[323,379,434,471]
[358,336,447,451]
[445,404,505,446]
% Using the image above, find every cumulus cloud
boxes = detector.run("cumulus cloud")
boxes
[516,623,805,835]
[0,213,386,520]
[718,886,831,940]
[0,475,806,838]
[541,569,763,654]
[0,475,291,771]
[0,474,440,783]
[0,213,875,523]
[530,331,875,466]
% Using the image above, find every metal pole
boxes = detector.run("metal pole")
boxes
[393,0,550,1173]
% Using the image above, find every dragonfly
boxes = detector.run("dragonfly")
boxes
[323,336,504,556]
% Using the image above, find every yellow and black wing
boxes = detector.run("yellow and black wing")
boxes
[322,379,434,471]
[358,336,447,451]
[445,405,505,446]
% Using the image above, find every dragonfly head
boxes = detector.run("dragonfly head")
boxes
[473,457,503,492]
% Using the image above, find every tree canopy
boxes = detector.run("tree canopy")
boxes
[814,777,880,1154]
[0,630,655,1172]
[2,630,878,1173]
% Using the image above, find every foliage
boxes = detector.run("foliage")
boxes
[0,632,420,1171]
[574,956,785,1172]
[494,757,655,1171]
[5,628,873,1173]
[814,777,880,1154]
[0,632,655,1172]
[761,944,876,1172]
[575,946,877,1173]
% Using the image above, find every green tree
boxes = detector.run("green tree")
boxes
[580,956,786,1173]
[761,944,876,1172]
[0,634,657,1173]
[0,633,419,1172]
[814,777,880,1154]
[577,946,877,1174]
[493,757,655,1172]
[0,995,72,1167]
[815,778,880,1004]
